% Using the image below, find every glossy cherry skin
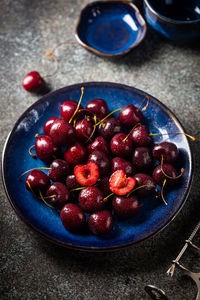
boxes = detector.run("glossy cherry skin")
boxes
[22,71,45,93]
[86,98,109,120]
[46,182,70,209]
[134,173,156,197]
[49,118,76,147]
[79,186,105,212]
[60,203,86,232]
[110,133,132,157]
[35,135,59,161]
[25,170,50,194]
[66,174,81,190]
[111,157,135,176]
[118,104,143,127]
[49,159,71,182]
[88,210,114,235]
[87,136,109,154]
[112,195,140,219]
[131,125,152,147]
[43,117,59,135]
[98,118,123,140]
[75,119,93,143]
[61,100,83,122]
[132,147,152,171]
[152,163,178,187]
[64,142,87,166]
[152,142,179,163]
[88,150,110,176]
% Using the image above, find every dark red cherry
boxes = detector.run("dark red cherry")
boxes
[35,135,59,161]
[25,170,50,194]
[49,159,71,182]
[152,164,178,187]
[111,157,135,176]
[60,203,86,232]
[110,133,132,157]
[66,174,81,190]
[86,98,108,120]
[87,136,109,154]
[64,142,87,166]
[22,71,45,93]
[79,186,105,212]
[61,100,83,122]
[112,195,140,219]
[152,142,179,163]
[132,147,152,171]
[98,118,123,140]
[88,150,110,176]
[46,182,70,209]
[43,117,59,135]
[134,173,156,197]
[49,118,76,147]
[131,125,152,147]
[96,177,110,196]
[75,119,93,143]
[118,104,143,127]
[88,210,114,235]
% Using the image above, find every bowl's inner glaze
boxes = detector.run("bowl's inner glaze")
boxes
[77,1,146,54]
[147,0,200,21]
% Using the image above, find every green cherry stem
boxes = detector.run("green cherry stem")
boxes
[39,190,54,208]
[18,167,51,180]
[69,87,84,124]
[127,184,156,197]
[149,132,196,141]
[95,108,122,126]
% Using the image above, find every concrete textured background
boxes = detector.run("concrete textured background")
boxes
[0,0,199,299]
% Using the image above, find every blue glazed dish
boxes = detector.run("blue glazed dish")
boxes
[75,1,147,56]
[144,0,200,40]
[2,82,193,251]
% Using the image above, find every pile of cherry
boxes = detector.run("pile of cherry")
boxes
[22,89,184,235]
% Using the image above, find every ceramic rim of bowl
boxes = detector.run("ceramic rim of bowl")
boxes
[144,0,200,25]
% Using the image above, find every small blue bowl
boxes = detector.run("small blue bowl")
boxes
[144,0,200,40]
[2,82,193,252]
[75,0,147,56]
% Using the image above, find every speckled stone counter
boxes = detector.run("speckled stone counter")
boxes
[0,1,200,299]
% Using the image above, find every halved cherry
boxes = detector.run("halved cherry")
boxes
[109,170,136,196]
[74,162,99,186]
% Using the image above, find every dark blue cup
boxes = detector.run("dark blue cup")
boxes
[144,0,200,40]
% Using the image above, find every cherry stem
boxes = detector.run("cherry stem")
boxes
[122,123,142,142]
[26,181,37,198]
[18,167,51,180]
[104,192,114,202]
[35,133,43,138]
[149,132,196,141]
[69,87,84,124]
[29,145,37,159]
[44,52,59,78]
[85,114,97,144]
[39,190,54,208]
[161,179,167,205]
[49,40,78,55]
[95,108,122,126]
[127,184,156,197]
[137,96,150,112]
[161,155,184,180]
[71,186,86,192]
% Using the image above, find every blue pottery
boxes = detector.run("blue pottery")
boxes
[144,0,200,40]
[75,1,147,56]
[2,82,193,251]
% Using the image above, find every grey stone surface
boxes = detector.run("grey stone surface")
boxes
[0,0,199,299]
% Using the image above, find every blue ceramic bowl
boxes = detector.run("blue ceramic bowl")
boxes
[2,82,193,251]
[75,1,147,56]
[144,0,200,40]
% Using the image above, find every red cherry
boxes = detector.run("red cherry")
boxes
[22,71,45,93]
[35,135,59,161]
[64,142,87,166]
[46,182,70,209]
[109,170,136,196]
[74,162,99,186]
[43,117,59,135]
[49,118,76,147]
[60,203,86,232]
[61,100,83,122]
[112,195,140,219]
[88,210,114,235]
[79,186,105,212]
[25,170,50,194]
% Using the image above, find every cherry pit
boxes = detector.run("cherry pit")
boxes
[19,87,195,235]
